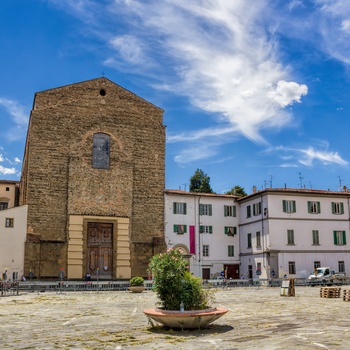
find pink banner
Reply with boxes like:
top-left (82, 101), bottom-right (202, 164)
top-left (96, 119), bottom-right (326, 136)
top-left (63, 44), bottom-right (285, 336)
top-left (189, 225), bottom-right (196, 254)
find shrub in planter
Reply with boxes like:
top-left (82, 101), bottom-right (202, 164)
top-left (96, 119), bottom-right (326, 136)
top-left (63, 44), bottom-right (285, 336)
top-left (148, 248), bottom-right (215, 311)
top-left (130, 276), bottom-right (145, 286)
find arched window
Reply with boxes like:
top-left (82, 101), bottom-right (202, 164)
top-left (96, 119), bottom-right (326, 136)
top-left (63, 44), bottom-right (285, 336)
top-left (92, 133), bottom-right (110, 169)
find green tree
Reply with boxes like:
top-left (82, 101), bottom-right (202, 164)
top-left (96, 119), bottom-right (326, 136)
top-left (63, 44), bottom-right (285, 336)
top-left (225, 185), bottom-right (247, 197)
top-left (189, 168), bottom-right (214, 193)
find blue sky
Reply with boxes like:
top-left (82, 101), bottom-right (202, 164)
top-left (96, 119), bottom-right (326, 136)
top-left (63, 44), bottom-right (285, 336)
top-left (1, 0), bottom-right (350, 194)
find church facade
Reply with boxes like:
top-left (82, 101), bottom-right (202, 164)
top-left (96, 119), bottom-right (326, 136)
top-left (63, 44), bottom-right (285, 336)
top-left (20, 77), bottom-right (166, 279)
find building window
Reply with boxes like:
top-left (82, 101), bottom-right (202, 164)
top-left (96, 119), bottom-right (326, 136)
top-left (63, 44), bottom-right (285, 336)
top-left (314, 261), bottom-right (321, 269)
top-left (332, 202), bottom-right (344, 215)
top-left (92, 133), bottom-right (110, 169)
top-left (0, 202), bottom-right (9, 211)
top-left (333, 231), bottom-right (346, 246)
top-left (202, 245), bottom-right (209, 257)
top-left (228, 245), bottom-right (234, 257)
top-left (246, 205), bottom-right (251, 218)
top-left (225, 226), bottom-right (237, 236)
top-left (253, 202), bottom-right (261, 216)
top-left (247, 233), bottom-right (252, 248)
top-left (282, 200), bottom-right (296, 213)
top-left (5, 218), bottom-right (14, 228)
top-left (173, 225), bottom-right (187, 234)
top-left (199, 204), bottom-right (212, 216)
top-left (224, 205), bottom-right (236, 217)
top-left (6, 187), bottom-right (9, 191)
top-left (257, 262), bottom-right (261, 271)
top-left (256, 231), bottom-right (261, 247)
top-left (287, 229), bottom-right (294, 245)
top-left (339, 261), bottom-right (345, 273)
top-left (312, 230), bottom-right (320, 245)
top-left (308, 201), bottom-right (321, 214)
top-left (173, 202), bottom-right (187, 214)
top-left (200, 226), bottom-right (213, 234)
top-left (288, 261), bottom-right (296, 274)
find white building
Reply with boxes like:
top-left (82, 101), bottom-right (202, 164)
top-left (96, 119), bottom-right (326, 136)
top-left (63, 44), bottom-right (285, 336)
top-left (165, 190), bottom-right (240, 279)
top-left (239, 188), bottom-right (350, 279)
top-left (0, 205), bottom-right (28, 280)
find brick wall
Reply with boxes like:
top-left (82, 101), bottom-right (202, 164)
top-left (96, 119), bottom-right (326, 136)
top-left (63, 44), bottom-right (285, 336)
top-left (21, 78), bottom-right (166, 278)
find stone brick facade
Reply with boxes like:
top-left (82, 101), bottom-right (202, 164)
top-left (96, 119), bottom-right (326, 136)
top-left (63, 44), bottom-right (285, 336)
top-left (20, 77), bottom-right (166, 278)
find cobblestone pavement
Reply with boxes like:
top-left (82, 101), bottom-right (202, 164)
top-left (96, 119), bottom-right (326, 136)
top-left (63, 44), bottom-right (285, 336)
top-left (0, 286), bottom-right (349, 349)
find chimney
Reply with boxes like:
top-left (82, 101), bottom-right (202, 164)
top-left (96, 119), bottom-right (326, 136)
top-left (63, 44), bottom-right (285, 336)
top-left (252, 186), bottom-right (257, 194)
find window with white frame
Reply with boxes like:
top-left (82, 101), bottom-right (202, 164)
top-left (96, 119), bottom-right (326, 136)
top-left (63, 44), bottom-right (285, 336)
top-left (253, 202), bottom-right (261, 216)
top-left (256, 231), bottom-right (261, 247)
top-left (287, 229), bottom-right (294, 245)
top-left (308, 201), bottom-right (321, 214)
top-left (228, 245), bottom-right (234, 257)
top-left (332, 202), bottom-right (344, 215)
top-left (289, 261), bottom-right (296, 274)
top-left (282, 200), bottom-right (296, 213)
top-left (5, 218), bottom-right (14, 228)
top-left (247, 233), bottom-right (252, 248)
top-left (199, 204), bottom-right (212, 216)
top-left (173, 225), bottom-right (187, 234)
top-left (333, 231), bottom-right (346, 246)
top-left (224, 205), bottom-right (236, 217)
top-left (200, 226), bottom-right (213, 234)
top-left (173, 202), bottom-right (187, 214)
top-left (225, 226), bottom-right (237, 236)
top-left (338, 261), bottom-right (345, 273)
top-left (202, 245), bottom-right (209, 257)
top-left (312, 230), bottom-right (320, 245)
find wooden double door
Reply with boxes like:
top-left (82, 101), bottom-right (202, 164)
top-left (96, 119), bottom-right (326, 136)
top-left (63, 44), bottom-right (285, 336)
top-left (87, 222), bottom-right (113, 279)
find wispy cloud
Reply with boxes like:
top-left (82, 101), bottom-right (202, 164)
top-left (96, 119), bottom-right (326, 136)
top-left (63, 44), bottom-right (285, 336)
top-left (0, 165), bottom-right (17, 176)
top-left (0, 98), bottom-right (29, 141)
top-left (266, 143), bottom-right (348, 167)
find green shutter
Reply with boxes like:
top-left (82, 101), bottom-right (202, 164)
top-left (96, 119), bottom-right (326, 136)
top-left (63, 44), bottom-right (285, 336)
top-left (282, 200), bottom-right (286, 212)
top-left (173, 203), bottom-right (176, 214)
top-left (224, 206), bottom-right (227, 217)
top-left (233, 205), bottom-right (236, 217)
top-left (209, 226), bottom-right (213, 234)
top-left (173, 224), bottom-right (177, 232)
top-left (200, 226), bottom-right (204, 233)
top-left (331, 202), bottom-right (335, 214)
top-left (341, 203), bottom-right (344, 214)
top-left (184, 225), bottom-right (187, 233)
top-left (224, 227), bottom-right (228, 235)
top-left (343, 231), bottom-right (347, 245)
top-left (317, 202), bottom-right (321, 213)
top-left (199, 204), bottom-right (204, 215)
top-left (184, 203), bottom-right (187, 215)
top-left (209, 205), bottom-right (212, 216)
top-left (292, 201), bottom-right (296, 213)
top-left (234, 226), bottom-right (237, 235)
top-left (334, 231), bottom-right (338, 245)
top-left (307, 201), bottom-right (311, 213)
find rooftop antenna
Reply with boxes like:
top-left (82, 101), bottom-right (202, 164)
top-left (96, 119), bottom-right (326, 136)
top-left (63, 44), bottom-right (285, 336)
top-left (268, 174), bottom-right (273, 189)
top-left (338, 176), bottom-right (343, 191)
top-left (309, 181), bottom-right (313, 189)
top-left (298, 172), bottom-right (304, 189)
top-left (182, 183), bottom-right (187, 191)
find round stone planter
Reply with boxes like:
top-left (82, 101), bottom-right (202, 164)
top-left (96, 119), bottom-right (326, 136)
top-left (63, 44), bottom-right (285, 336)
top-left (128, 286), bottom-right (146, 293)
top-left (143, 307), bottom-right (228, 329)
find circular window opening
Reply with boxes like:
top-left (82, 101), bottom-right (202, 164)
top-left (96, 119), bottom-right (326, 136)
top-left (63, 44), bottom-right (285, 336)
top-left (100, 89), bottom-right (106, 96)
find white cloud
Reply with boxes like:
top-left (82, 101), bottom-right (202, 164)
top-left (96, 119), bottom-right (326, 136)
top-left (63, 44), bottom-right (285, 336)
top-left (109, 35), bottom-right (146, 65)
top-left (0, 165), bottom-right (17, 175)
top-left (14, 157), bottom-right (21, 163)
top-left (299, 147), bottom-right (347, 166)
top-left (267, 81), bottom-right (308, 108)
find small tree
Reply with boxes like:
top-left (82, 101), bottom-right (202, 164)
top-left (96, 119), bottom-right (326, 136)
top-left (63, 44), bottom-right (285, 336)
top-left (189, 169), bottom-right (214, 193)
top-left (225, 185), bottom-right (247, 197)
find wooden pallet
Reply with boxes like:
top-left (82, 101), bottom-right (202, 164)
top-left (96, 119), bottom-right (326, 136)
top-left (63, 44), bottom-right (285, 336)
top-left (320, 287), bottom-right (341, 298)
top-left (343, 289), bottom-right (350, 301)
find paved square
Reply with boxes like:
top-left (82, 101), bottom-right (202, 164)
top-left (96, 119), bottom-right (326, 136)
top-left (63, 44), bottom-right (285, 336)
top-left (1, 286), bottom-right (349, 349)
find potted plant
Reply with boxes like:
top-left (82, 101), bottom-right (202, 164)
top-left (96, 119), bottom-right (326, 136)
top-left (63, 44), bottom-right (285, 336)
top-left (144, 248), bottom-right (228, 329)
top-left (129, 276), bottom-right (145, 293)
